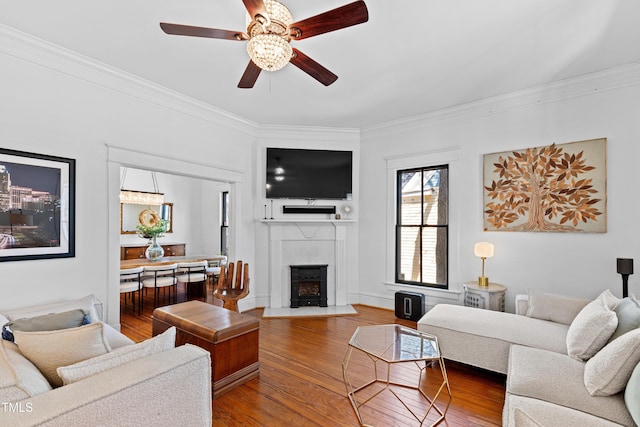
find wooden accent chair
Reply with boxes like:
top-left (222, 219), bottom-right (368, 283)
top-left (213, 261), bottom-right (250, 312)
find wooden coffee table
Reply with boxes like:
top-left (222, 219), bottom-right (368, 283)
top-left (152, 300), bottom-right (260, 398)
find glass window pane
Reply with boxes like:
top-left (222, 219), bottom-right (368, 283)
top-left (399, 170), bottom-right (422, 226)
top-left (398, 226), bottom-right (420, 282)
top-left (396, 164), bottom-right (448, 288)
top-left (423, 168), bottom-right (448, 225)
top-left (421, 227), bottom-right (447, 286)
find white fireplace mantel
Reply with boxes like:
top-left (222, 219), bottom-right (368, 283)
top-left (261, 219), bottom-right (355, 308)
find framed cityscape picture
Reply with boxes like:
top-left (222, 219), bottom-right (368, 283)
top-left (483, 138), bottom-right (606, 233)
top-left (0, 148), bottom-right (75, 261)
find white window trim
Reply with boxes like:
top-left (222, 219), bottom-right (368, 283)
top-left (385, 147), bottom-right (462, 297)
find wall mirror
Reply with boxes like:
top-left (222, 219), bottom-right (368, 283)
top-left (120, 203), bottom-right (173, 234)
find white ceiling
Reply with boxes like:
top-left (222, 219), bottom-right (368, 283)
top-left (2, 0), bottom-right (640, 129)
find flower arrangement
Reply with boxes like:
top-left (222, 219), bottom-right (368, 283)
top-left (136, 219), bottom-right (168, 239)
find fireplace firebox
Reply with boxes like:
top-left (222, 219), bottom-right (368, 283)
top-left (290, 265), bottom-right (328, 308)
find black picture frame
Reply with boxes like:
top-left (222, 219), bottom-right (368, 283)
top-left (0, 148), bottom-right (75, 261)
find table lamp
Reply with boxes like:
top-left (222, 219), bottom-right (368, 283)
top-left (617, 258), bottom-right (633, 298)
top-left (474, 242), bottom-right (494, 287)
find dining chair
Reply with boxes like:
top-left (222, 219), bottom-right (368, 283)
top-left (176, 261), bottom-right (208, 301)
top-left (213, 260), bottom-right (250, 312)
top-left (142, 263), bottom-right (178, 307)
top-left (120, 266), bottom-right (144, 314)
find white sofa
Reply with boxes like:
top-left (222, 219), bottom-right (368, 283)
top-left (1, 295), bottom-right (213, 427)
top-left (417, 290), bottom-right (640, 427)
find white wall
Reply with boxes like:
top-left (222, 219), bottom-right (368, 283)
top-left (0, 27), bottom-right (256, 325)
top-left (359, 64), bottom-right (640, 312)
top-left (118, 168), bottom-right (229, 255)
top-left (3, 25), bottom-right (639, 322)
top-left (252, 126), bottom-right (361, 308)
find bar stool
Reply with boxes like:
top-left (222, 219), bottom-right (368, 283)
top-left (142, 263), bottom-right (178, 307)
top-left (120, 266), bottom-right (144, 314)
top-left (176, 261), bottom-right (208, 301)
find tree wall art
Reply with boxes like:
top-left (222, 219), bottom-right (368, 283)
top-left (483, 138), bottom-right (606, 232)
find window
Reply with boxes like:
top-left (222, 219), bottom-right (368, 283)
top-left (220, 191), bottom-right (229, 256)
top-left (396, 165), bottom-right (448, 288)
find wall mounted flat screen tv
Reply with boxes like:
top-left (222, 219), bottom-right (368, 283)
top-left (266, 148), bottom-right (352, 199)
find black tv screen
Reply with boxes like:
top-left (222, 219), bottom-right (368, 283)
top-left (266, 148), bottom-right (352, 200)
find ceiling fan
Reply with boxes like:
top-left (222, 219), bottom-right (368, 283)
top-left (160, 0), bottom-right (369, 88)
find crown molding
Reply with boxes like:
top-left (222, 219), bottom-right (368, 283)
top-left (256, 123), bottom-right (360, 142)
top-left (362, 61), bottom-right (640, 139)
top-left (0, 24), bottom-right (258, 136)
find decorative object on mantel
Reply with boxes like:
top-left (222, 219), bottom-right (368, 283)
top-left (120, 168), bottom-right (164, 206)
top-left (136, 214), bottom-right (169, 261)
top-left (617, 258), bottom-right (634, 298)
top-left (483, 138), bottom-right (606, 232)
top-left (474, 242), bottom-right (494, 287)
top-left (342, 205), bottom-right (352, 219)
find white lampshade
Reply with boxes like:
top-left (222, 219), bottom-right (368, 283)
top-left (474, 242), bottom-right (494, 258)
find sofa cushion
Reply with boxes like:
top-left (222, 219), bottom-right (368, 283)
top-left (504, 394), bottom-right (627, 427)
top-left (513, 408), bottom-right (544, 427)
top-left (2, 309), bottom-right (89, 342)
top-left (57, 326), bottom-right (176, 385)
top-left (507, 345), bottom-right (632, 426)
top-left (101, 322), bottom-right (136, 350)
top-left (608, 296), bottom-right (640, 343)
top-left (13, 322), bottom-right (111, 387)
top-left (584, 327), bottom-right (640, 396)
top-left (625, 362), bottom-right (640, 425)
top-left (566, 293), bottom-right (618, 361)
top-left (0, 339), bottom-right (52, 403)
top-left (1, 294), bottom-right (100, 324)
top-left (525, 290), bottom-right (590, 325)
top-left (418, 304), bottom-right (569, 374)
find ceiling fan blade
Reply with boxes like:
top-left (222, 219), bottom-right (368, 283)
top-left (290, 48), bottom-right (338, 86)
top-left (289, 1), bottom-right (369, 40)
top-left (160, 23), bottom-right (247, 41)
top-left (242, 0), bottom-right (268, 21)
top-left (238, 60), bottom-right (262, 88)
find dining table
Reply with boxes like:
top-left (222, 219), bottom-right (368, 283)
top-left (120, 255), bottom-right (227, 299)
top-left (120, 254), bottom-right (227, 269)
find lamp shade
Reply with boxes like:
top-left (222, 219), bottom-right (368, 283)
top-left (617, 258), bottom-right (634, 275)
top-left (474, 242), bottom-right (494, 258)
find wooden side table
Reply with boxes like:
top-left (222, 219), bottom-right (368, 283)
top-left (152, 300), bottom-right (260, 398)
top-left (463, 282), bottom-right (506, 311)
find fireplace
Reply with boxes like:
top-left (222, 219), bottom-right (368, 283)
top-left (290, 265), bottom-right (328, 308)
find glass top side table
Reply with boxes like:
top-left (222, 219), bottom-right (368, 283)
top-left (342, 324), bottom-right (452, 426)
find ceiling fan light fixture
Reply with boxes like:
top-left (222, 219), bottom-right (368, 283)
top-left (247, 0), bottom-right (293, 36)
top-left (247, 34), bottom-right (292, 71)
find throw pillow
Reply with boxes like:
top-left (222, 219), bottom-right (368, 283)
top-left (1, 294), bottom-right (100, 324)
top-left (0, 339), bottom-right (52, 402)
top-left (57, 326), bottom-right (176, 385)
top-left (566, 292), bottom-right (618, 361)
top-left (2, 309), bottom-right (89, 342)
top-left (13, 322), bottom-right (111, 387)
top-left (608, 297), bottom-right (640, 343)
top-left (525, 290), bottom-right (591, 325)
top-left (584, 328), bottom-right (640, 396)
top-left (625, 362), bottom-right (640, 426)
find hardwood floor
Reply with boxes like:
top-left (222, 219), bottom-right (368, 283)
top-left (120, 283), bottom-right (505, 426)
